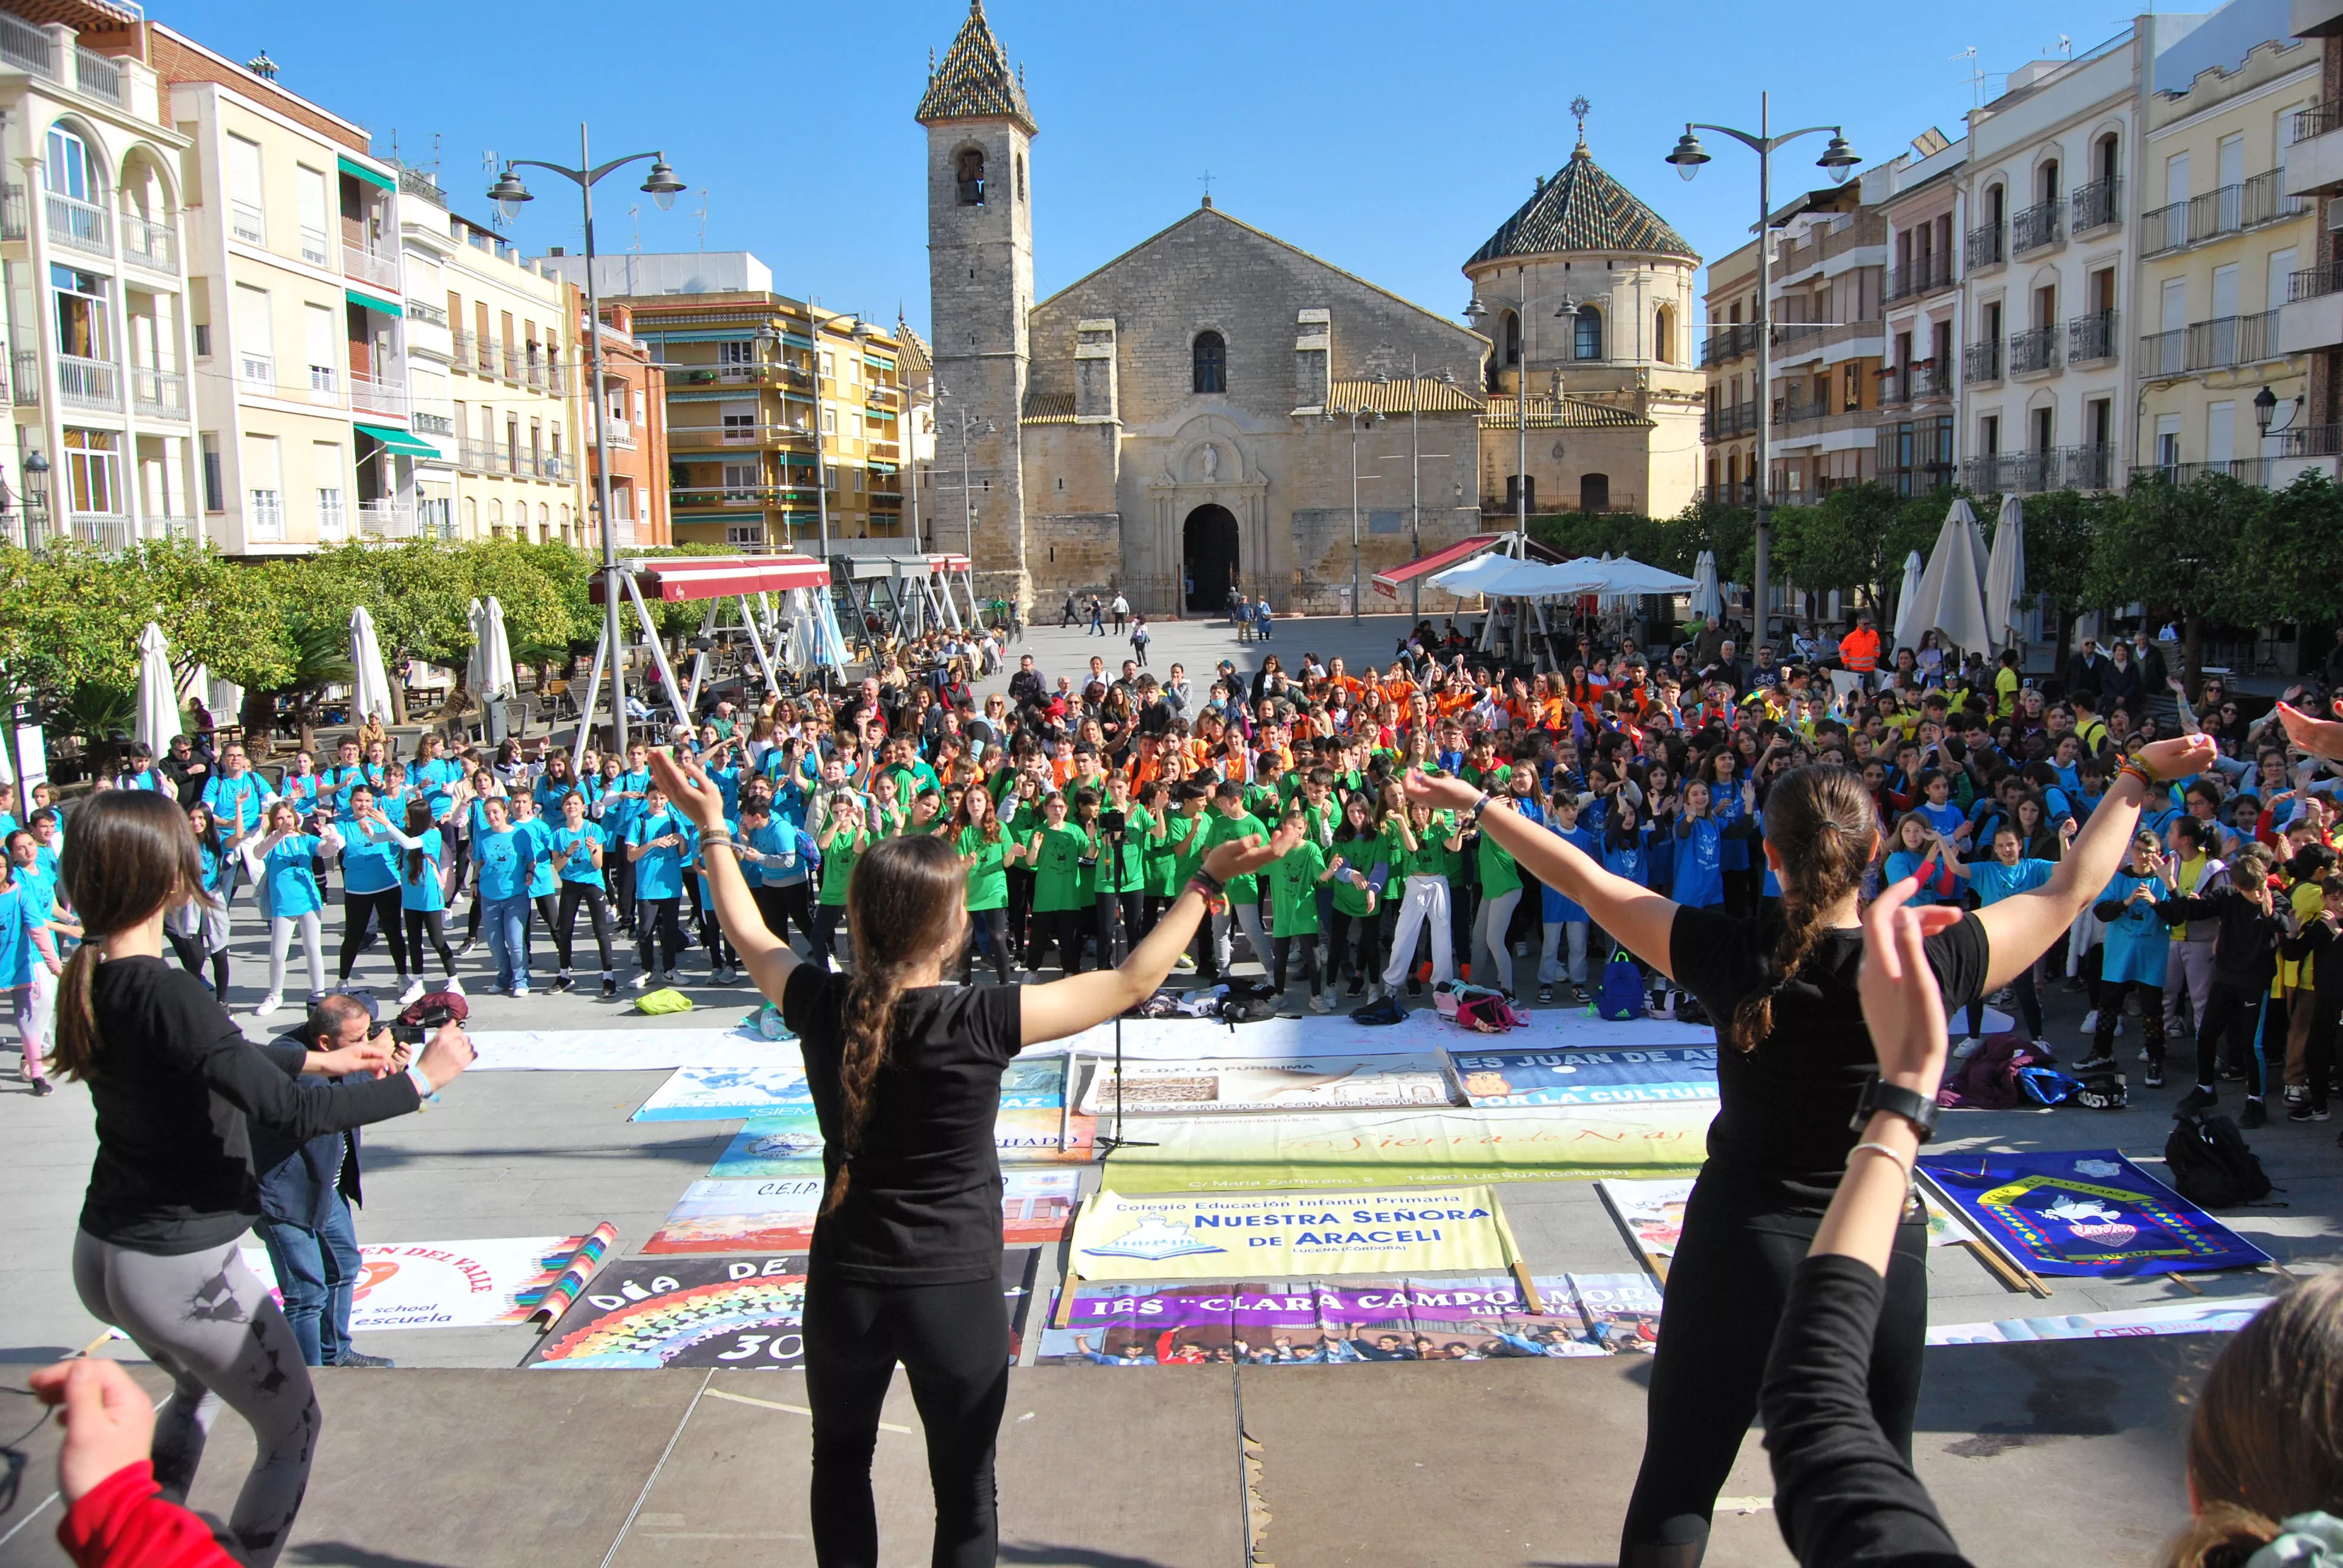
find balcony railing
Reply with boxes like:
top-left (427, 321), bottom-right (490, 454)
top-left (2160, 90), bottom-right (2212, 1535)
top-left (1697, 481), bottom-right (1758, 505)
top-left (64, 511), bottom-right (131, 552)
top-left (356, 498), bottom-right (453, 541)
top-left (1884, 253), bottom-right (1954, 302)
top-left (411, 410), bottom-right (454, 437)
top-left (2011, 199), bottom-right (2062, 255)
top-left (45, 191), bottom-right (108, 256)
top-left (1965, 221), bottom-right (2005, 272)
top-left (2296, 100), bottom-right (2343, 143)
top-left (539, 453), bottom-right (574, 480)
top-left (229, 200), bottom-right (264, 246)
top-left (501, 345), bottom-right (523, 382)
top-left (2187, 310), bottom-right (2279, 371)
top-left (1883, 364), bottom-right (1951, 405)
top-left (670, 422), bottom-right (813, 449)
top-left (1771, 393), bottom-right (1832, 427)
top-left (247, 493), bottom-right (285, 539)
top-left (594, 416), bottom-right (636, 448)
top-left (2071, 176), bottom-right (2123, 233)
top-left (12, 348), bottom-right (36, 406)
top-left (1700, 402), bottom-right (1757, 441)
top-left (343, 244), bottom-right (399, 290)
top-left (405, 298), bottom-right (448, 328)
top-left (2290, 263), bottom-right (2343, 301)
top-left (2141, 172), bottom-right (2301, 257)
top-left (132, 366), bottom-right (186, 419)
top-left (1, 183), bottom-right (25, 242)
top-left (672, 485), bottom-right (789, 509)
top-left (2135, 458), bottom-right (2278, 487)
top-left (1699, 323), bottom-right (1757, 367)
top-left (73, 45), bottom-right (120, 105)
top-left (0, 12), bottom-right (53, 76)
top-left (2278, 422), bottom-right (2343, 459)
top-left (2008, 325), bottom-right (2060, 376)
top-left (57, 353), bottom-right (119, 411)
top-left (349, 370), bottom-right (406, 417)
top-left (1961, 448), bottom-right (2104, 494)
top-left (2068, 310), bottom-right (2119, 365)
top-left (120, 211), bottom-right (177, 273)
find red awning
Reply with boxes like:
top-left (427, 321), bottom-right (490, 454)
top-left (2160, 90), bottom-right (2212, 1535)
top-left (1369, 534), bottom-right (1564, 599)
top-left (591, 554), bottom-right (831, 604)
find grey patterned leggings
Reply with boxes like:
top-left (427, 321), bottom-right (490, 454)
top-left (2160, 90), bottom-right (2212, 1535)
top-left (72, 1231), bottom-right (320, 1568)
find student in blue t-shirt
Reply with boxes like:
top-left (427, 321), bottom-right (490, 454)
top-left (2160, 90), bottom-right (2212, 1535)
top-left (1936, 818), bottom-right (2073, 1049)
top-left (1536, 792), bottom-right (1603, 1005)
top-left (333, 783), bottom-right (410, 993)
top-left (1670, 778), bottom-right (1754, 912)
top-left (199, 742), bottom-right (270, 906)
top-left (603, 742), bottom-right (655, 930)
top-left (549, 789), bottom-right (617, 996)
top-left (739, 799), bottom-right (818, 954)
top-left (1912, 769), bottom-right (1970, 849)
top-left (472, 795), bottom-right (544, 996)
top-left (241, 799), bottom-right (336, 1019)
top-left (0, 849), bottom-right (64, 1094)
top-left (375, 795), bottom-right (462, 1002)
top-left (626, 780), bottom-right (691, 985)
top-left (511, 793), bottom-right (562, 984)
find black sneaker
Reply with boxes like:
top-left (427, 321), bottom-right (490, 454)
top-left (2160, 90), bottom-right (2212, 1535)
top-left (1345, 976), bottom-right (1365, 998)
top-left (335, 1351), bottom-right (395, 1368)
top-left (1570, 984), bottom-right (1590, 1005)
top-left (2240, 1098), bottom-right (2268, 1130)
top-left (2175, 1085), bottom-right (2217, 1116)
top-left (1406, 978), bottom-right (1424, 998)
top-left (551, 974), bottom-right (574, 993)
top-left (2288, 1101), bottom-right (2326, 1123)
top-left (2142, 1067), bottom-right (2166, 1089)
top-left (2216, 1059), bottom-right (2247, 1082)
top-left (31, 1078), bottom-right (53, 1097)
top-left (600, 975), bottom-right (618, 999)
top-left (1538, 984), bottom-right (1555, 1004)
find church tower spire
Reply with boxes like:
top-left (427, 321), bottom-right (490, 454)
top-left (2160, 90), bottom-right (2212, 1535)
top-left (919, 0), bottom-right (1036, 601)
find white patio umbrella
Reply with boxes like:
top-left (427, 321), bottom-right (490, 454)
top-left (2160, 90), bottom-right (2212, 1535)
top-left (1689, 550), bottom-right (1722, 622)
top-left (1982, 494), bottom-right (2028, 652)
top-left (1890, 550), bottom-right (1927, 645)
top-left (464, 598), bottom-right (487, 697)
top-left (479, 596), bottom-right (516, 700)
top-left (134, 621), bottom-right (180, 752)
top-left (1904, 498), bottom-right (1991, 656)
top-left (1545, 555), bottom-right (1702, 596)
top-left (349, 606), bottom-right (395, 726)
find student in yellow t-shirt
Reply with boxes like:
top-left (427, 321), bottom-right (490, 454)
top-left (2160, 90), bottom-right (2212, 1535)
top-left (1993, 649), bottom-right (2023, 720)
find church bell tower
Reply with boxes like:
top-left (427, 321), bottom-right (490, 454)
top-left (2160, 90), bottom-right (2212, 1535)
top-left (917, 0), bottom-right (1035, 606)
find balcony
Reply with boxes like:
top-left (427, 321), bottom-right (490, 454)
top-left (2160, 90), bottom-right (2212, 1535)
top-left (2286, 101), bottom-right (2343, 200)
top-left (501, 345), bottom-right (523, 384)
top-left (2071, 175), bottom-right (2123, 234)
top-left (1965, 221), bottom-right (2005, 272)
top-left (342, 243), bottom-right (399, 292)
top-left (2008, 324), bottom-right (2060, 377)
top-left (450, 329), bottom-right (499, 376)
top-left (672, 485), bottom-right (787, 510)
top-left (2279, 421), bottom-right (2343, 460)
top-left (594, 416), bottom-right (636, 449)
top-left (11, 348), bottom-right (36, 405)
top-left (2068, 309), bottom-right (2119, 366)
top-left (670, 422), bottom-right (813, 450)
top-left (1883, 364), bottom-right (1951, 405)
top-left (1884, 253), bottom-right (1955, 303)
top-left (131, 366), bottom-right (186, 419)
top-left (229, 200), bottom-right (264, 246)
top-left (2134, 458), bottom-right (2278, 486)
top-left (1, 184), bottom-right (24, 243)
top-left (73, 45), bottom-right (120, 106)
top-left (46, 191), bottom-right (108, 257)
top-left (2281, 263), bottom-right (2343, 352)
top-left (411, 410), bottom-right (454, 437)
top-left (349, 370), bottom-right (407, 418)
top-left (120, 211), bottom-right (177, 273)
top-left (539, 453), bottom-right (574, 480)
top-left (1700, 402), bottom-right (1757, 441)
top-left (1699, 323), bottom-right (1757, 367)
top-left (1697, 481), bottom-right (1757, 505)
top-left (57, 353), bottom-right (119, 411)
top-left (356, 498), bottom-right (452, 541)
top-left (2010, 199), bottom-right (2062, 256)
top-left (0, 12), bottom-right (53, 77)
top-left (2140, 172), bottom-right (2301, 258)
top-left (1771, 393), bottom-right (1829, 428)
top-left (405, 298), bottom-right (448, 329)
top-left (456, 440), bottom-right (500, 474)
top-left (2147, 310), bottom-right (2283, 375)
top-left (1961, 449), bottom-right (2072, 494)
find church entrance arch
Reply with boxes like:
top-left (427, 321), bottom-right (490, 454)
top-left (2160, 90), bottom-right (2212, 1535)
top-left (1182, 504), bottom-right (1240, 612)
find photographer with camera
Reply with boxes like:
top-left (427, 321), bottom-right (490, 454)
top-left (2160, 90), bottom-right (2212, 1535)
top-left (51, 792), bottom-right (475, 1568)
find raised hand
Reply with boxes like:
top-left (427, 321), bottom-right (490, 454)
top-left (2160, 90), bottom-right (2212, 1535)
top-left (2135, 735), bottom-right (2219, 780)
top-left (1402, 770), bottom-right (1481, 814)
top-left (2275, 702), bottom-right (2343, 762)
top-left (1201, 820), bottom-right (1306, 885)
top-left (649, 750), bottom-right (726, 831)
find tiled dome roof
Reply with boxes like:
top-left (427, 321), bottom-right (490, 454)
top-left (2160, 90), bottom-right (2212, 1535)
top-left (1467, 142), bottom-right (1697, 266)
top-left (915, 1), bottom-right (1036, 136)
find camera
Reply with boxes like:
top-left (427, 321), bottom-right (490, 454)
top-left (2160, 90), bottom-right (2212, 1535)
top-left (1098, 808), bottom-right (1127, 837)
top-left (388, 1003), bottom-right (458, 1047)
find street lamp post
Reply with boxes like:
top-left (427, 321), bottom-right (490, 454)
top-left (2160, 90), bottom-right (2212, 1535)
top-left (1665, 93), bottom-right (1860, 638)
top-left (1463, 289), bottom-right (1587, 554)
top-left (1326, 403), bottom-right (1377, 619)
top-left (489, 126), bottom-right (682, 758)
top-left (1374, 358), bottom-right (1455, 625)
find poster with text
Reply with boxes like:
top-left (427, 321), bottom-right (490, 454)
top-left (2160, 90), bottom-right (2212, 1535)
top-left (1565, 1273), bottom-right (1665, 1353)
top-left (1918, 1149), bottom-right (2270, 1277)
top-left (1596, 1178), bottom-right (1696, 1270)
top-left (241, 1236), bottom-right (583, 1331)
top-left (1078, 1055), bottom-right (1458, 1117)
top-left (1445, 1045), bottom-right (1719, 1108)
top-left (710, 1106), bottom-right (1096, 1178)
top-left (1069, 1185), bottom-right (1513, 1281)
top-left (634, 1057), bottom-right (1065, 1122)
top-left (647, 1169), bottom-right (1081, 1253)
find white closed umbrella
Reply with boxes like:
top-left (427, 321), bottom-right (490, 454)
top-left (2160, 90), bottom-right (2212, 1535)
top-left (1905, 498), bottom-right (1991, 656)
top-left (464, 597), bottom-right (487, 698)
top-left (135, 621), bottom-right (180, 753)
top-left (1982, 494), bottom-right (2028, 652)
top-left (349, 606), bottom-right (395, 725)
top-left (1689, 550), bottom-right (1722, 622)
top-left (480, 596), bottom-right (516, 699)
top-left (1890, 550), bottom-right (1927, 645)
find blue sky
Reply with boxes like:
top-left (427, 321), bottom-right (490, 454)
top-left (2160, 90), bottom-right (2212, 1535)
top-left (168, 0), bottom-right (2169, 333)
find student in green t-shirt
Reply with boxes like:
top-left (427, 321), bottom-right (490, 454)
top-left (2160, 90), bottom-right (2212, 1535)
top-left (1163, 783), bottom-right (1216, 972)
top-left (1267, 808), bottom-right (1339, 1013)
top-left (1136, 779), bottom-right (1182, 926)
top-left (1199, 780), bottom-right (1272, 982)
top-left (1379, 799), bottom-right (1463, 999)
top-left (1326, 792), bottom-right (1386, 996)
top-left (1092, 773), bottom-right (1154, 968)
top-left (811, 792), bottom-right (869, 970)
top-left (1026, 792), bottom-right (1092, 978)
top-left (1470, 763), bottom-right (1545, 996)
top-left (952, 780), bottom-right (1025, 985)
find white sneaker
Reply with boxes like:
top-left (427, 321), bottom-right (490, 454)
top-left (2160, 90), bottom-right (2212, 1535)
top-left (1952, 1035), bottom-right (1985, 1059)
top-left (445, 976), bottom-right (465, 998)
top-left (511, 983), bottom-right (531, 998)
top-left (398, 978), bottom-right (424, 1007)
top-left (252, 993), bottom-right (283, 1018)
top-left (632, 971), bottom-right (654, 989)
top-left (1309, 994), bottom-right (1333, 1014)
top-left (2080, 1010), bottom-right (2100, 1035)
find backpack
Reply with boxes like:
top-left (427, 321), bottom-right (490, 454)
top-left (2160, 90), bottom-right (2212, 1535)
top-left (1935, 1034), bottom-right (2043, 1110)
top-left (2164, 1112), bottom-right (2273, 1209)
top-left (1350, 995), bottom-right (1407, 1027)
top-left (1206, 978), bottom-right (1280, 1025)
top-left (1454, 993), bottom-right (1525, 1033)
top-left (1594, 949), bottom-right (1642, 1022)
top-left (400, 990), bottom-right (470, 1027)
top-left (634, 987), bottom-right (695, 1016)
top-left (2071, 1059), bottom-right (2128, 1110)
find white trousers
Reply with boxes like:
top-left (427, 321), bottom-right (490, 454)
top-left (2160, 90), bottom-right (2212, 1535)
top-left (1381, 875), bottom-right (1454, 990)
top-left (1212, 901), bottom-right (1272, 973)
top-left (267, 910), bottom-right (326, 1001)
top-left (1472, 887), bottom-right (1522, 993)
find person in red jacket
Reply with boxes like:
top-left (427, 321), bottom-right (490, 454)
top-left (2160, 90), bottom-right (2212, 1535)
top-left (30, 1357), bottom-right (237, 1568)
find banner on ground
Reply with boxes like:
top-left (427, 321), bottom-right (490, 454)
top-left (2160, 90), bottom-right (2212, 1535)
top-left (1067, 1185), bottom-right (1515, 1281)
top-left (648, 1169), bottom-right (1081, 1254)
top-left (1446, 1046), bottom-right (1719, 1108)
top-left (1596, 1178), bottom-right (1694, 1278)
top-left (1926, 1297), bottom-right (2276, 1345)
top-left (526, 1249), bottom-right (1040, 1368)
top-left (710, 1106), bottom-right (1096, 1176)
top-left (1077, 1054), bottom-right (1457, 1117)
top-left (1038, 1273), bottom-right (1663, 1364)
top-left (241, 1235), bottom-right (596, 1331)
top-left (635, 1057), bottom-right (1064, 1122)
top-left (1917, 1149), bottom-right (2270, 1277)
top-left (1099, 1102), bottom-right (1712, 1193)
top-left (464, 1024), bottom-right (801, 1072)
top-left (1037, 1006), bottom-right (1716, 1065)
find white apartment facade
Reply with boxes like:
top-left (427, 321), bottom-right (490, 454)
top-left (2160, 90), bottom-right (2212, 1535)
top-left (1764, 186), bottom-right (1887, 503)
top-left (443, 214), bottom-right (582, 543)
top-left (1873, 134), bottom-right (1966, 495)
top-left (0, 0), bottom-right (198, 553)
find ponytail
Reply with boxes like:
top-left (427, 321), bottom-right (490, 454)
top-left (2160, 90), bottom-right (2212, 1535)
top-left (1728, 766), bottom-right (1877, 1053)
top-left (822, 962), bottom-right (913, 1216)
top-left (52, 792), bottom-right (206, 1082)
top-left (52, 942), bottom-right (103, 1081)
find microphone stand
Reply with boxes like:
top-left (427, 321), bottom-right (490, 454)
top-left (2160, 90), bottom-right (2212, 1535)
top-left (1090, 809), bottom-right (1155, 1155)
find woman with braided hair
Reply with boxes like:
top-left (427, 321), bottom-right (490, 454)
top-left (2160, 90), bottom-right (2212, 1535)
top-left (647, 746), bottom-right (1297, 1568)
top-left (1405, 729), bottom-right (2218, 1568)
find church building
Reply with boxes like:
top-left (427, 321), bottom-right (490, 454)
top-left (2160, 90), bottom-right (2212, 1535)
top-left (914, 1), bottom-right (1702, 616)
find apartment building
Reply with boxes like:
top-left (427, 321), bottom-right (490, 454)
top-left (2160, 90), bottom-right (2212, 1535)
top-left (2137, 22), bottom-right (2319, 484)
top-left (443, 214), bottom-right (583, 542)
top-left (2273, 0), bottom-right (2343, 479)
top-left (1874, 132), bottom-right (1967, 495)
top-left (1764, 187), bottom-right (1887, 503)
top-left (0, 0), bottom-right (198, 553)
top-left (540, 250), bottom-right (917, 553)
top-left (1698, 237), bottom-right (1759, 503)
top-left (577, 299), bottom-right (669, 550)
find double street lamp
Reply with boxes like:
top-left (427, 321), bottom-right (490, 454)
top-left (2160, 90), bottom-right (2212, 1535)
top-left (488, 128), bottom-right (683, 757)
top-left (1664, 94), bottom-right (1860, 637)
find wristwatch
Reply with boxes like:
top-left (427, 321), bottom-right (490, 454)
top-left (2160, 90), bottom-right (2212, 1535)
top-left (1851, 1076), bottom-right (1939, 1142)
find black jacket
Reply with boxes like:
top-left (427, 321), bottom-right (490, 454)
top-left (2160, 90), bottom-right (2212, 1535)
top-left (2064, 649), bottom-right (2105, 697)
top-left (2155, 886), bottom-right (2283, 993)
top-left (250, 1032), bottom-right (365, 1232)
top-left (2282, 918), bottom-right (2343, 1007)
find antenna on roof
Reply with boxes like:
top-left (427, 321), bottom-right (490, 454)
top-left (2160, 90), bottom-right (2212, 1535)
top-left (695, 188), bottom-right (709, 251)
top-left (1953, 47), bottom-right (1985, 111)
top-left (2047, 32), bottom-right (2073, 56)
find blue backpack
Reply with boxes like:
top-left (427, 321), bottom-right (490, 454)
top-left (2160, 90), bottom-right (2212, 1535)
top-left (1594, 948), bottom-right (1643, 1022)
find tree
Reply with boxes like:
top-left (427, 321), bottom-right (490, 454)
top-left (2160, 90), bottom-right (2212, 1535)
top-left (1769, 483), bottom-right (1942, 621)
top-left (2093, 473), bottom-right (2264, 696)
top-left (2005, 486), bottom-right (2115, 671)
top-left (2249, 469), bottom-right (2343, 627)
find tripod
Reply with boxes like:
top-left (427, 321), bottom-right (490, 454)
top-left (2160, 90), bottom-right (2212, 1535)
top-left (1090, 810), bottom-right (1155, 1155)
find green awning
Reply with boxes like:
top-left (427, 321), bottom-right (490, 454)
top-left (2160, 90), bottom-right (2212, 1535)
top-left (355, 422), bottom-right (438, 459)
top-left (346, 288), bottom-right (401, 318)
top-left (338, 155), bottom-right (396, 192)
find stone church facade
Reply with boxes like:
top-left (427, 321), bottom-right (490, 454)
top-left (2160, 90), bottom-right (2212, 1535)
top-left (914, 1), bottom-right (1699, 616)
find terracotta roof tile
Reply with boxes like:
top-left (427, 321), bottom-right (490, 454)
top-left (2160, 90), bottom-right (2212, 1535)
top-left (1467, 143), bottom-right (1697, 266)
top-left (916, 1), bottom-right (1036, 134)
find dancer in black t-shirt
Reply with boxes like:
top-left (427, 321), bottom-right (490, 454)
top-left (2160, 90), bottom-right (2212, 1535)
top-left (1406, 731), bottom-right (2215, 1568)
top-left (653, 748), bottom-right (1296, 1568)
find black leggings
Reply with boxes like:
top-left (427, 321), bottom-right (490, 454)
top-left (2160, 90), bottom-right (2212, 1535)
top-left (404, 909), bottom-right (457, 977)
top-left (754, 883), bottom-right (816, 950)
top-left (339, 887), bottom-right (408, 981)
top-left (556, 883), bottom-right (614, 971)
top-left (166, 931), bottom-right (228, 1000)
top-left (1966, 965), bottom-right (2042, 1040)
top-left (1325, 909), bottom-right (1377, 988)
top-left (804, 1271), bottom-right (1008, 1568)
top-left (2092, 979), bottom-right (2166, 1064)
top-left (1620, 1170), bottom-right (1928, 1563)
top-left (811, 902), bottom-right (846, 965)
top-left (963, 906), bottom-right (1011, 985)
top-left (1273, 932), bottom-right (1322, 995)
top-left (2195, 981), bottom-right (2264, 1096)
top-left (1094, 889), bottom-right (1142, 967)
top-left (1029, 909), bottom-right (1085, 975)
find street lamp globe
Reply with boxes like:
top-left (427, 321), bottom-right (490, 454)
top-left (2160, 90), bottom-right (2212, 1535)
top-left (1818, 132), bottom-right (1861, 184)
top-left (2253, 385), bottom-right (2278, 434)
top-left (1665, 128), bottom-right (1709, 181)
top-left (487, 167), bottom-right (532, 223)
top-left (1462, 297), bottom-right (1487, 325)
top-left (640, 157), bottom-right (684, 211)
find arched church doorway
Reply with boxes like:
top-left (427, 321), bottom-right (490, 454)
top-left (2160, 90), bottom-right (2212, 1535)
top-left (1182, 504), bottom-right (1240, 612)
